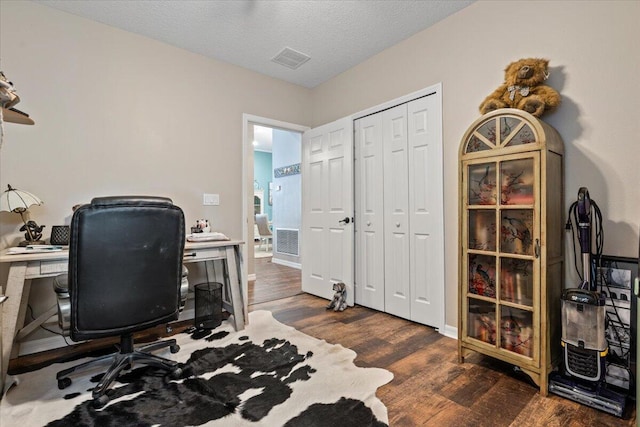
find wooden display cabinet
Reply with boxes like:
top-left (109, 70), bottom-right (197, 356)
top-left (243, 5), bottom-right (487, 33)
top-left (458, 109), bottom-right (564, 396)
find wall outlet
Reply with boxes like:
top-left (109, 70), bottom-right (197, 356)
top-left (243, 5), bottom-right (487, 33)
top-left (203, 193), bottom-right (219, 206)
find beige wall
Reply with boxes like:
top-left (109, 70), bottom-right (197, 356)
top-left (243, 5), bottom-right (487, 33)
top-left (1, 1), bottom-right (639, 332)
top-left (311, 0), bottom-right (640, 328)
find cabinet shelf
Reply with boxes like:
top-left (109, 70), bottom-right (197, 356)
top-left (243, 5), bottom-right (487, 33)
top-left (459, 109), bottom-right (564, 396)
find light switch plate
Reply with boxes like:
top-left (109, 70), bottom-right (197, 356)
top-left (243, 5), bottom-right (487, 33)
top-left (203, 193), bottom-right (219, 206)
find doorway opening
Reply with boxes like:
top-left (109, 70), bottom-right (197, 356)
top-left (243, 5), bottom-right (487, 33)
top-left (242, 115), bottom-right (308, 306)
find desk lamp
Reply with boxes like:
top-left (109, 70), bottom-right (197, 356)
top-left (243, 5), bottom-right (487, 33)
top-left (0, 184), bottom-right (45, 246)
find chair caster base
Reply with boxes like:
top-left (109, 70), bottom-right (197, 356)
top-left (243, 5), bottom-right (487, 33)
top-left (58, 377), bottom-right (72, 390)
top-left (93, 394), bottom-right (110, 408)
top-left (170, 367), bottom-right (183, 380)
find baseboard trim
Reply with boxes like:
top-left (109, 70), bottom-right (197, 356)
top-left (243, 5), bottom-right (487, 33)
top-left (18, 331), bottom-right (69, 356)
top-left (271, 258), bottom-right (301, 269)
top-left (18, 307), bottom-right (200, 356)
top-left (443, 324), bottom-right (458, 340)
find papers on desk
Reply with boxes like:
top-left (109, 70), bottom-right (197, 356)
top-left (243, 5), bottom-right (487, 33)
top-left (187, 232), bottom-right (229, 242)
top-left (6, 245), bottom-right (65, 254)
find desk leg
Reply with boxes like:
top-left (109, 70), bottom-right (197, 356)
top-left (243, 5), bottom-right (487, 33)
top-left (2, 262), bottom-right (28, 388)
top-left (225, 246), bottom-right (245, 331)
top-left (238, 245), bottom-right (248, 326)
top-left (12, 279), bottom-right (32, 359)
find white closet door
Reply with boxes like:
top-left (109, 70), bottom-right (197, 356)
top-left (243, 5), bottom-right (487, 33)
top-left (301, 117), bottom-right (355, 305)
top-left (354, 113), bottom-right (385, 311)
top-left (407, 95), bottom-right (444, 328)
top-left (382, 105), bottom-right (411, 319)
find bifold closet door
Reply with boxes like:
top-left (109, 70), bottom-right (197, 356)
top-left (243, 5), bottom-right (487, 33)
top-left (354, 91), bottom-right (444, 327)
top-left (382, 105), bottom-right (411, 319)
top-left (407, 95), bottom-right (444, 328)
top-left (354, 113), bottom-right (385, 311)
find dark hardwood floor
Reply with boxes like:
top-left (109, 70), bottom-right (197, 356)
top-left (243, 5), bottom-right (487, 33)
top-left (252, 260), bottom-right (635, 426)
top-left (9, 258), bottom-right (636, 426)
top-left (249, 257), bottom-right (303, 305)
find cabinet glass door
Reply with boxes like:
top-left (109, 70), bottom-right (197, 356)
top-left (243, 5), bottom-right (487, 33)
top-left (500, 306), bottom-right (533, 357)
top-left (499, 258), bottom-right (533, 306)
top-left (464, 154), bottom-right (537, 358)
top-left (468, 210), bottom-right (496, 251)
top-left (468, 299), bottom-right (496, 345)
top-left (467, 163), bottom-right (497, 205)
top-left (500, 158), bottom-right (534, 205)
top-left (500, 210), bottom-right (533, 256)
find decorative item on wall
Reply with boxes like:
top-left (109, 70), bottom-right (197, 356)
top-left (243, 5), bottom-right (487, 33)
top-left (0, 184), bottom-right (45, 246)
top-left (479, 58), bottom-right (561, 118)
top-left (0, 71), bottom-right (34, 151)
top-left (274, 163), bottom-right (300, 178)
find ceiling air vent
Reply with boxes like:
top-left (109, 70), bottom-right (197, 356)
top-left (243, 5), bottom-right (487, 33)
top-left (271, 47), bottom-right (310, 70)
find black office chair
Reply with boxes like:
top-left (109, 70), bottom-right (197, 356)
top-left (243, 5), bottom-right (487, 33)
top-left (54, 196), bottom-right (186, 408)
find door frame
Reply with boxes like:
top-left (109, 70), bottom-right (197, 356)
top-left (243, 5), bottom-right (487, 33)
top-left (241, 114), bottom-right (309, 287)
top-left (352, 83), bottom-right (441, 121)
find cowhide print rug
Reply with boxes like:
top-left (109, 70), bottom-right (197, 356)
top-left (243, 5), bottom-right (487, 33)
top-left (1, 310), bottom-right (393, 426)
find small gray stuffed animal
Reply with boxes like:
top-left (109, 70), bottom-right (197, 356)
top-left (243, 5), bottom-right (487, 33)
top-left (326, 282), bottom-right (347, 312)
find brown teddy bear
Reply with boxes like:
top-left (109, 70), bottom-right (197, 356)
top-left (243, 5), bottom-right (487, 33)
top-left (479, 58), bottom-right (561, 117)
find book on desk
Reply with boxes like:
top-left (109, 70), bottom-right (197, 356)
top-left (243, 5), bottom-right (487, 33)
top-left (5, 245), bottom-right (66, 255)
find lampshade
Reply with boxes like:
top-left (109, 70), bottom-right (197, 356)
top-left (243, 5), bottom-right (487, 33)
top-left (0, 184), bottom-right (43, 213)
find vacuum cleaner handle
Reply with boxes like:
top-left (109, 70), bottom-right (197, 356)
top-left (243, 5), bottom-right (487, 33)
top-left (577, 187), bottom-right (591, 254)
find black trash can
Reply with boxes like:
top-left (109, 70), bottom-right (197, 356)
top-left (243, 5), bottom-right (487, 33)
top-left (194, 282), bottom-right (223, 329)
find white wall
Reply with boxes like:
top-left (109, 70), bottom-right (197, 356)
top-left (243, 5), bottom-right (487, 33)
top-left (311, 0), bottom-right (640, 329)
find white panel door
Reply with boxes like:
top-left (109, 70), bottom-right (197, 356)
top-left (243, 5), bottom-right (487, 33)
top-left (382, 105), bottom-right (411, 319)
top-left (407, 95), bottom-right (444, 328)
top-left (354, 113), bottom-right (385, 311)
top-left (301, 117), bottom-right (355, 305)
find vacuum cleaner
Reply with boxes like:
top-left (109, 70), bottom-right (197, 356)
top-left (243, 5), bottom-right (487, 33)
top-left (548, 188), bottom-right (626, 417)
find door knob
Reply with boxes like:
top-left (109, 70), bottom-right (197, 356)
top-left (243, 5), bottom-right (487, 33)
top-left (396, 222), bottom-right (401, 227)
top-left (339, 217), bottom-right (351, 225)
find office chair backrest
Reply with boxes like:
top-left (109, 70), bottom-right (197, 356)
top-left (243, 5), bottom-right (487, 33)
top-left (255, 214), bottom-right (272, 236)
top-left (69, 196), bottom-right (185, 340)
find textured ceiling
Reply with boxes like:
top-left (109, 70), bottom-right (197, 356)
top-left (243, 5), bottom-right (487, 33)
top-left (36, 0), bottom-right (474, 89)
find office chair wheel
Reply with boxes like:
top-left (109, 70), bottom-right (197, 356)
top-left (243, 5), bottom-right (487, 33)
top-left (58, 377), bottom-right (72, 390)
top-left (93, 394), bottom-right (110, 408)
top-left (170, 344), bottom-right (180, 354)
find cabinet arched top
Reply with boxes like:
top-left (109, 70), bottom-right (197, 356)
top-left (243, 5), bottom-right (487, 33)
top-left (459, 109), bottom-right (564, 160)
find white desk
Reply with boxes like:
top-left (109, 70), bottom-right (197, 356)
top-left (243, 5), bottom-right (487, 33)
top-left (0, 239), bottom-right (246, 390)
